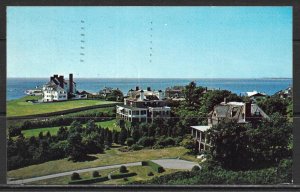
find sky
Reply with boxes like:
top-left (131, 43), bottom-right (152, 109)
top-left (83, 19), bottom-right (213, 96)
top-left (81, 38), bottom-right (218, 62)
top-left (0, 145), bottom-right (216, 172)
top-left (7, 6), bottom-right (292, 78)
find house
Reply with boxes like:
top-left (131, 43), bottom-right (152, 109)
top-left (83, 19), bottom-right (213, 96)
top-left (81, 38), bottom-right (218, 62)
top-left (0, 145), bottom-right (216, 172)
top-left (191, 99), bottom-right (270, 152)
top-left (99, 87), bottom-right (113, 98)
top-left (42, 74), bottom-right (77, 102)
top-left (275, 86), bottom-right (292, 99)
top-left (165, 86), bottom-right (185, 99)
top-left (116, 86), bottom-right (171, 123)
top-left (246, 90), bottom-right (267, 101)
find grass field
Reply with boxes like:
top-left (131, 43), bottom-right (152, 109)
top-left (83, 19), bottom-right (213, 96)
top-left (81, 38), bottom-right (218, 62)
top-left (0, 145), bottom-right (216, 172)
top-left (8, 147), bottom-right (191, 180)
top-left (21, 119), bottom-right (121, 138)
top-left (28, 166), bottom-right (179, 185)
top-left (7, 96), bottom-right (117, 117)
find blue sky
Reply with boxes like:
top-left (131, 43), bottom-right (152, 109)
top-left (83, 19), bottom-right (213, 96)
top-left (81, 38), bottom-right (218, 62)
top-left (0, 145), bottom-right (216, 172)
top-left (7, 6), bottom-right (292, 78)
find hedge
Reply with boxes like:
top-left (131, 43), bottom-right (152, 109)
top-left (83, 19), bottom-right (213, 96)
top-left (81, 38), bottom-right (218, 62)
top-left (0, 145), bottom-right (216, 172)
top-left (8, 103), bottom-right (121, 120)
top-left (141, 161), bottom-right (148, 166)
top-left (142, 161), bottom-right (165, 173)
top-left (68, 176), bottom-right (108, 184)
top-left (110, 172), bottom-right (137, 179)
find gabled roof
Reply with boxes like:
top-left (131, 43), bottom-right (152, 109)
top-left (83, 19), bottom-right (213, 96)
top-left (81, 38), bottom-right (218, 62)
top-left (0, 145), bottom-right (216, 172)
top-left (211, 102), bottom-right (269, 121)
top-left (246, 91), bottom-right (266, 97)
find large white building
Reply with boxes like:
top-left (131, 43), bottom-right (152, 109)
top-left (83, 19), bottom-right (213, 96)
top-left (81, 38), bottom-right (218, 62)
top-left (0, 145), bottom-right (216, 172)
top-left (116, 86), bottom-right (171, 123)
top-left (42, 74), bottom-right (77, 102)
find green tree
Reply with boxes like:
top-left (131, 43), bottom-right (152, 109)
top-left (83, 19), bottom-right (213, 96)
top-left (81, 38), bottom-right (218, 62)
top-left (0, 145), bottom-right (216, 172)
top-left (67, 132), bottom-right (87, 161)
top-left (118, 128), bottom-right (128, 145)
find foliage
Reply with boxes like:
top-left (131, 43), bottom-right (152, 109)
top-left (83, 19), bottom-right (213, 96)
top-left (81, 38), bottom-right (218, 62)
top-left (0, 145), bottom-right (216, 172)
top-left (92, 171), bottom-right (100, 178)
top-left (71, 172), bottom-right (81, 180)
top-left (7, 120), bottom-right (115, 170)
top-left (118, 128), bottom-right (128, 145)
top-left (145, 161), bottom-right (165, 173)
top-left (191, 165), bottom-right (201, 172)
top-left (207, 117), bottom-right (292, 170)
top-left (180, 135), bottom-right (196, 153)
top-left (130, 144), bottom-right (143, 151)
top-left (8, 126), bottom-right (22, 137)
top-left (148, 172), bottom-right (154, 176)
top-left (126, 138), bottom-right (135, 147)
top-left (137, 136), bottom-right (155, 147)
top-left (133, 159), bottom-right (293, 185)
top-left (69, 175), bottom-right (108, 184)
top-left (257, 95), bottom-right (290, 116)
top-left (120, 165), bottom-right (128, 173)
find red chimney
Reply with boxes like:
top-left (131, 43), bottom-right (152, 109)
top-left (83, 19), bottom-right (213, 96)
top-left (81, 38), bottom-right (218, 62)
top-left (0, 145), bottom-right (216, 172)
top-left (69, 73), bottom-right (73, 93)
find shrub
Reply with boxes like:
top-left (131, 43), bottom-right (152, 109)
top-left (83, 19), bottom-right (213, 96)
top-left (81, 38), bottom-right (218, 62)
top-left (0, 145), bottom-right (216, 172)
top-left (130, 144), bottom-right (143, 151)
top-left (92, 171), bottom-right (100, 177)
top-left (110, 172), bottom-right (137, 179)
top-left (161, 137), bottom-right (176, 146)
top-left (69, 176), bottom-right (108, 184)
top-left (8, 126), bottom-right (22, 137)
top-left (123, 177), bottom-right (128, 181)
top-left (191, 165), bottom-right (201, 172)
top-left (148, 172), bottom-right (154, 176)
top-left (71, 172), bottom-right (81, 180)
top-left (126, 138), bottom-right (135, 147)
top-left (141, 161), bottom-right (148, 166)
top-left (147, 161), bottom-right (165, 173)
top-left (137, 136), bottom-right (155, 147)
top-left (120, 165), bottom-right (128, 173)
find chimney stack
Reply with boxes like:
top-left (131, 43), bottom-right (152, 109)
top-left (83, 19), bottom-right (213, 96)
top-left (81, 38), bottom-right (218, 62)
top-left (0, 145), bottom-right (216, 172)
top-left (69, 73), bottom-right (73, 94)
top-left (136, 86), bottom-right (139, 91)
top-left (58, 75), bottom-right (64, 89)
top-left (244, 101), bottom-right (252, 121)
top-left (139, 90), bottom-right (144, 101)
top-left (147, 87), bottom-right (151, 91)
top-left (158, 90), bottom-right (163, 100)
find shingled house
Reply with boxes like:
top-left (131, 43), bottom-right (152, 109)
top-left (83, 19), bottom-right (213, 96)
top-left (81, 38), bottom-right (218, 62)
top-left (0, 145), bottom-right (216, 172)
top-left (42, 74), bottom-right (77, 102)
top-left (116, 86), bottom-right (171, 123)
top-left (191, 99), bottom-right (270, 152)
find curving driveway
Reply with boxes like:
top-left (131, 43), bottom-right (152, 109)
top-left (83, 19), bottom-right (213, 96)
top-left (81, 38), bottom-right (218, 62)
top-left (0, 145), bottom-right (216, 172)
top-left (7, 159), bottom-right (199, 185)
top-left (152, 159), bottom-right (199, 170)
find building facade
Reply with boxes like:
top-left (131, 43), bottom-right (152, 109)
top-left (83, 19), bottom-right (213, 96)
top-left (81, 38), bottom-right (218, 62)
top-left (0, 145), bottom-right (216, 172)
top-left (116, 87), bottom-right (171, 123)
top-left (42, 74), bottom-right (77, 102)
top-left (191, 100), bottom-right (270, 152)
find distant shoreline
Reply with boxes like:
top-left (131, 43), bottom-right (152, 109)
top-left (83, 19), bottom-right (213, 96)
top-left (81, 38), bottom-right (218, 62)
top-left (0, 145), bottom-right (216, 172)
top-left (6, 77), bottom-right (293, 80)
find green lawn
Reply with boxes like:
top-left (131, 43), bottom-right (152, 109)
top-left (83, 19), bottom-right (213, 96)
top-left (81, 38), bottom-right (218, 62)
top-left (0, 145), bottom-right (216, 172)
top-left (28, 166), bottom-right (179, 185)
top-left (7, 96), bottom-right (117, 117)
top-left (21, 119), bottom-right (121, 138)
top-left (8, 147), bottom-right (190, 180)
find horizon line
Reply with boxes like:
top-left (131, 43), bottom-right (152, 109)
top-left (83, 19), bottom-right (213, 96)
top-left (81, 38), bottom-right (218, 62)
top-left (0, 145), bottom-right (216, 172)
top-left (7, 77), bottom-right (293, 79)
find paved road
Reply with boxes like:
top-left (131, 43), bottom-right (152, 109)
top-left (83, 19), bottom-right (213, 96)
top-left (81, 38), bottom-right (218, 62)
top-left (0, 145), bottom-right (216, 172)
top-left (152, 159), bottom-right (199, 170)
top-left (8, 162), bottom-right (141, 185)
top-left (8, 159), bottom-right (199, 185)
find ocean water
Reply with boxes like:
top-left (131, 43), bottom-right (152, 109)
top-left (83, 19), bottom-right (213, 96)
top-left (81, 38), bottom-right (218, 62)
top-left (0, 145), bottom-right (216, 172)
top-left (7, 78), bottom-right (292, 101)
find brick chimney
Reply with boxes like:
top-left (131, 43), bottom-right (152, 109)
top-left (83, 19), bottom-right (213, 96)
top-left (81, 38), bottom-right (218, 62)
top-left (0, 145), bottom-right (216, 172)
top-left (244, 101), bottom-right (252, 121)
top-left (58, 75), bottom-right (64, 89)
top-left (69, 73), bottom-right (73, 93)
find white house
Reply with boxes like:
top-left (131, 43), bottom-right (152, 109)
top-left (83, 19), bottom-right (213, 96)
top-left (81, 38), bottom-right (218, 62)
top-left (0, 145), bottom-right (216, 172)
top-left (116, 86), bottom-right (170, 123)
top-left (42, 74), bottom-right (76, 102)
